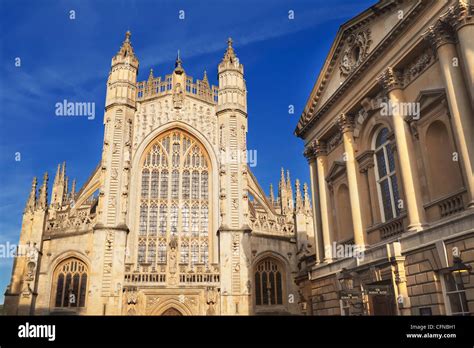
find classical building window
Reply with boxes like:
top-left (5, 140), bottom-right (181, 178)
top-left (374, 128), bottom-right (400, 222)
top-left (255, 258), bottom-right (284, 306)
top-left (53, 258), bottom-right (88, 308)
top-left (443, 273), bottom-right (469, 316)
top-left (138, 130), bottom-right (211, 268)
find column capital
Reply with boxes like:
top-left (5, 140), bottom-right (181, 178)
top-left (313, 139), bottom-right (328, 157)
top-left (304, 139), bottom-right (328, 160)
top-left (377, 67), bottom-right (403, 93)
top-left (303, 142), bottom-right (317, 162)
top-left (336, 113), bottom-right (355, 134)
top-left (423, 21), bottom-right (457, 50)
top-left (440, 0), bottom-right (474, 31)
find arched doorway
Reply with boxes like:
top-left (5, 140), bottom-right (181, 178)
top-left (161, 307), bottom-right (183, 316)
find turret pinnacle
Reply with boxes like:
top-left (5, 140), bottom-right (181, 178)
top-left (117, 30), bottom-right (136, 58)
top-left (38, 172), bottom-right (48, 210)
top-left (269, 183), bottom-right (275, 204)
top-left (222, 37), bottom-right (237, 64)
top-left (202, 70), bottom-right (209, 85)
top-left (303, 182), bottom-right (311, 214)
top-left (148, 68), bottom-right (154, 80)
top-left (278, 168), bottom-right (287, 213)
top-left (174, 50), bottom-right (184, 74)
top-left (51, 162), bottom-right (67, 209)
top-left (53, 164), bottom-right (60, 186)
top-left (286, 170), bottom-right (294, 212)
top-left (24, 177), bottom-right (37, 214)
top-left (295, 179), bottom-right (303, 212)
top-left (61, 161), bottom-right (66, 181)
top-left (63, 176), bottom-right (69, 204)
top-left (70, 179), bottom-right (76, 198)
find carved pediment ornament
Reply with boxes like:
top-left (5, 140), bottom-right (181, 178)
top-left (340, 28), bottom-right (372, 77)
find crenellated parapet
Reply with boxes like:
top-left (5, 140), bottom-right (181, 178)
top-left (137, 72), bottom-right (218, 104)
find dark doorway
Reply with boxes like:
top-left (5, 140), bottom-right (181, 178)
top-left (370, 293), bottom-right (396, 315)
top-left (161, 307), bottom-right (183, 316)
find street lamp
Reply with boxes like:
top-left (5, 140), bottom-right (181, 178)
top-left (337, 268), bottom-right (354, 292)
top-left (451, 256), bottom-right (472, 287)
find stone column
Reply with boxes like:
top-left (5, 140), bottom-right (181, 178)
top-left (337, 114), bottom-right (366, 248)
top-left (443, 0), bottom-right (474, 107)
top-left (378, 68), bottom-right (427, 231)
top-left (314, 140), bottom-right (333, 261)
top-left (424, 19), bottom-right (474, 207)
top-left (387, 242), bottom-right (411, 316)
top-left (304, 143), bottom-right (323, 264)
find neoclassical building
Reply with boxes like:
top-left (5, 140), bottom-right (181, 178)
top-left (296, 0), bottom-right (474, 315)
top-left (4, 34), bottom-right (314, 315)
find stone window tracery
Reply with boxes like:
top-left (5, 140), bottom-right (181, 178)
top-left (254, 258), bottom-right (284, 306)
top-left (53, 258), bottom-right (88, 308)
top-left (138, 130), bottom-right (211, 268)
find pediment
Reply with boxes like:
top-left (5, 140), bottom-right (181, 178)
top-left (326, 160), bottom-right (346, 183)
top-left (415, 88), bottom-right (447, 113)
top-left (296, 0), bottom-right (427, 137)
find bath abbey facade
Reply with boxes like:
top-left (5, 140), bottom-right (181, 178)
top-left (4, 34), bottom-right (314, 315)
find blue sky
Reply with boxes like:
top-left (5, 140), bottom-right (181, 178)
top-left (0, 0), bottom-right (375, 303)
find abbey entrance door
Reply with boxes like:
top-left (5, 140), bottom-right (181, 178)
top-left (161, 308), bottom-right (183, 316)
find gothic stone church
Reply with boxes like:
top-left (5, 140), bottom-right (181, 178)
top-left (4, 33), bottom-right (314, 315)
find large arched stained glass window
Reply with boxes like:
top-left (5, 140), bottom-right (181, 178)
top-left (374, 128), bottom-right (400, 222)
top-left (53, 258), bottom-right (88, 308)
top-left (138, 130), bottom-right (211, 268)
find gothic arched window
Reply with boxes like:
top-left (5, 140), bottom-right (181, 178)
top-left (53, 258), bottom-right (88, 308)
top-left (373, 128), bottom-right (400, 222)
top-left (254, 258), bottom-right (284, 306)
top-left (138, 130), bottom-right (211, 269)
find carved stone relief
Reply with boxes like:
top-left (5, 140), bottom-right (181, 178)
top-left (340, 28), bottom-right (372, 77)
